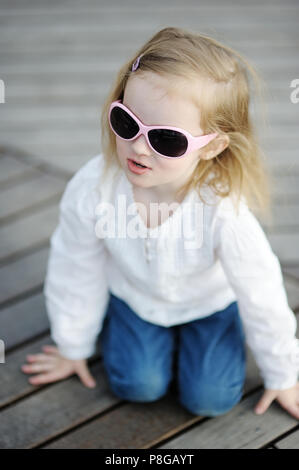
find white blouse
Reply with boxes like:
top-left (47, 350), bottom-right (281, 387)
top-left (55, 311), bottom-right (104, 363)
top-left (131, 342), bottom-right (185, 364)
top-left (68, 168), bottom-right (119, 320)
top-left (43, 153), bottom-right (299, 390)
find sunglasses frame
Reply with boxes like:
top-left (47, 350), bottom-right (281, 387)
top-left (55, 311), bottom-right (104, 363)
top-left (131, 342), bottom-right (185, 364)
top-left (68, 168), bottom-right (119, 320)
top-left (108, 100), bottom-right (218, 159)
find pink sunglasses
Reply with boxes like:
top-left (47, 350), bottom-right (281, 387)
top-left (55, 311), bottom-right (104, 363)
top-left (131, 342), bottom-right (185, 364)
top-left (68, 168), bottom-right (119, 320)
top-left (109, 100), bottom-right (218, 159)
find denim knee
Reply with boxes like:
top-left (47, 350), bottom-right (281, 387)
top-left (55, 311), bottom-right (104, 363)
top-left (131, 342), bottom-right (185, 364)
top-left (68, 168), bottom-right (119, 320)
top-left (179, 382), bottom-right (243, 417)
top-left (108, 369), bottom-right (170, 403)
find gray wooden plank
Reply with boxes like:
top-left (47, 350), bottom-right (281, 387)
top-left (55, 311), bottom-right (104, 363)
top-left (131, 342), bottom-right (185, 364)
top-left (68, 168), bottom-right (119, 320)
top-left (0, 130), bottom-right (100, 147)
top-left (0, 2), bottom-right (297, 12)
top-left (263, 203), bottom-right (299, 232)
top-left (0, 333), bottom-right (101, 408)
top-left (0, 335), bottom-right (55, 408)
top-left (267, 233), bottom-right (299, 265)
top-left (158, 391), bottom-right (298, 449)
top-left (284, 277), bottom-right (299, 312)
top-left (283, 265), bottom-right (299, 281)
top-left (0, 4), bottom-right (298, 21)
top-left (0, 0), bottom-right (296, 8)
top-left (0, 360), bottom-right (116, 449)
top-left (271, 159), bottom-right (299, 174)
top-left (0, 247), bottom-right (48, 304)
top-left (0, 107), bottom-right (98, 125)
top-left (7, 1), bottom-right (294, 11)
top-left (275, 429), bottom-right (299, 449)
top-left (0, 292), bottom-right (50, 351)
top-left (0, 334), bottom-right (258, 448)
top-left (36, 354), bottom-right (278, 449)
top-left (0, 154), bottom-right (39, 185)
top-left (0, 149), bottom-right (97, 175)
top-left (41, 395), bottom-right (201, 449)
top-left (0, 204), bottom-right (59, 262)
top-left (0, 274), bottom-right (297, 448)
top-left (34, 312), bottom-right (299, 449)
top-left (0, 282), bottom-right (260, 407)
top-left (0, 328), bottom-right (295, 449)
top-left (0, 171), bottom-right (65, 222)
top-left (270, 175), bottom-right (299, 202)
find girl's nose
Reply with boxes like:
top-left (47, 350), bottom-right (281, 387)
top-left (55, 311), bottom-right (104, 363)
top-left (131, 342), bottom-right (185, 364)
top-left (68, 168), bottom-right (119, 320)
top-left (130, 133), bottom-right (152, 155)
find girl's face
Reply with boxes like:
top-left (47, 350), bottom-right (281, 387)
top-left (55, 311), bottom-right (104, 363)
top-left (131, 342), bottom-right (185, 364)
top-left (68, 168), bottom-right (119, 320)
top-left (115, 72), bottom-right (207, 200)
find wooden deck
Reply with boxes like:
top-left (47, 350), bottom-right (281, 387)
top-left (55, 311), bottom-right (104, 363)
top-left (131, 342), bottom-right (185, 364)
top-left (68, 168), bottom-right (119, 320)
top-left (0, 0), bottom-right (299, 449)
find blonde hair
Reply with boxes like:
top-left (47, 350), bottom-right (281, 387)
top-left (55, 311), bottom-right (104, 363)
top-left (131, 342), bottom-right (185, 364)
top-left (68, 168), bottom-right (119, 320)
top-left (100, 26), bottom-right (273, 223)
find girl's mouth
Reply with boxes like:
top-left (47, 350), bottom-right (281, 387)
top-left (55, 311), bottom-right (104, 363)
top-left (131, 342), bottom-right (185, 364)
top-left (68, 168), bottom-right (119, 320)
top-left (127, 159), bottom-right (151, 174)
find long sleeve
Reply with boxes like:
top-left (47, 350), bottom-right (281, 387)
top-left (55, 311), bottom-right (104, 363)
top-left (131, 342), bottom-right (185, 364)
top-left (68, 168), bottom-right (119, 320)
top-left (43, 163), bottom-right (109, 360)
top-left (214, 199), bottom-right (299, 390)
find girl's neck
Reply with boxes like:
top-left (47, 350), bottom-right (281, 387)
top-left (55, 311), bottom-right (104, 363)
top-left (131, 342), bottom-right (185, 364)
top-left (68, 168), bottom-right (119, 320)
top-left (132, 183), bottom-right (188, 205)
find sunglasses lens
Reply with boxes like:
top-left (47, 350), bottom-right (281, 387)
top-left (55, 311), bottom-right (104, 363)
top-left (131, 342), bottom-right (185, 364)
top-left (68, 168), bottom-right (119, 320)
top-left (110, 106), bottom-right (139, 139)
top-left (148, 129), bottom-right (188, 157)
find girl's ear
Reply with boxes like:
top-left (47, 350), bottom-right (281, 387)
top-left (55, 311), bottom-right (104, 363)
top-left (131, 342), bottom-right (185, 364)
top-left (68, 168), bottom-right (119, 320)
top-left (200, 134), bottom-right (230, 160)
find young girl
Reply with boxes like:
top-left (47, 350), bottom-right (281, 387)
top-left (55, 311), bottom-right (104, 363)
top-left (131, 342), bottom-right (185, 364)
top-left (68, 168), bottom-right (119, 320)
top-left (22, 27), bottom-right (299, 420)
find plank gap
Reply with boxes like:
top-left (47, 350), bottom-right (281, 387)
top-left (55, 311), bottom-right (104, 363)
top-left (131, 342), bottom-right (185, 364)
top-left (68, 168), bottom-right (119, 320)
top-left (0, 239), bottom-right (49, 269)
top-left (0, 346), bottom-right (101, 412)
top-left (3, 329), bottom-right (50, 357)
top-left (262, 424), bottom-right (299, 448)
top-left (148, 386), bottom-right (264, 449)
top-left (0, 283), bottom-right (44, 312)
top-left (34, 400), bottom-right (127, 449)
top-left (0, 169), bottom-right (44, 191)
top-left (0, 193), bottom-right (63, 227)
top-left (0, 146), bottom-right (72, 182)
top-left (265, 226), bottom-right (299, 234)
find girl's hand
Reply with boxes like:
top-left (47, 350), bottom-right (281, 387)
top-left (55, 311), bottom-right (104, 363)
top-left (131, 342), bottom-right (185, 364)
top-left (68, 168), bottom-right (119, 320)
top-left (254, 382), bottom-right (299, 420)
top-left (21, 345), bottom-right (97, 388)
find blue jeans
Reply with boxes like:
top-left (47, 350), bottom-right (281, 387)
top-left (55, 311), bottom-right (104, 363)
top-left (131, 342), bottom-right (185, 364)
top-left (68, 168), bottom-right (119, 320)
top-left (99, 293), bottom-right (246, 417)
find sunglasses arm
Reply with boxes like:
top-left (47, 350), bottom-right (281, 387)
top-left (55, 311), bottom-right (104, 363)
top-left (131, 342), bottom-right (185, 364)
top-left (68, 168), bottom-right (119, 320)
top-left (189, 132), bottom-right (219, 152)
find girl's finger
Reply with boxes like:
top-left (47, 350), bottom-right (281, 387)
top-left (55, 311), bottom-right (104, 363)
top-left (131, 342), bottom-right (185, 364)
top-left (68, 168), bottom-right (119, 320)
top-left (26, 353), bottom-right (55, 363)
top-left (28, 371), bottom-right (66, 385)
top-left (76, 364), bottom-right (97, 388)
top-left (42, 345), bottom-right (59, 354)
top-left (284, 405), bottom-right (299, 421)
top-left (21, 362), bottom-right (55, 374)
top-left (255, 390), bottom-right (277, 415)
